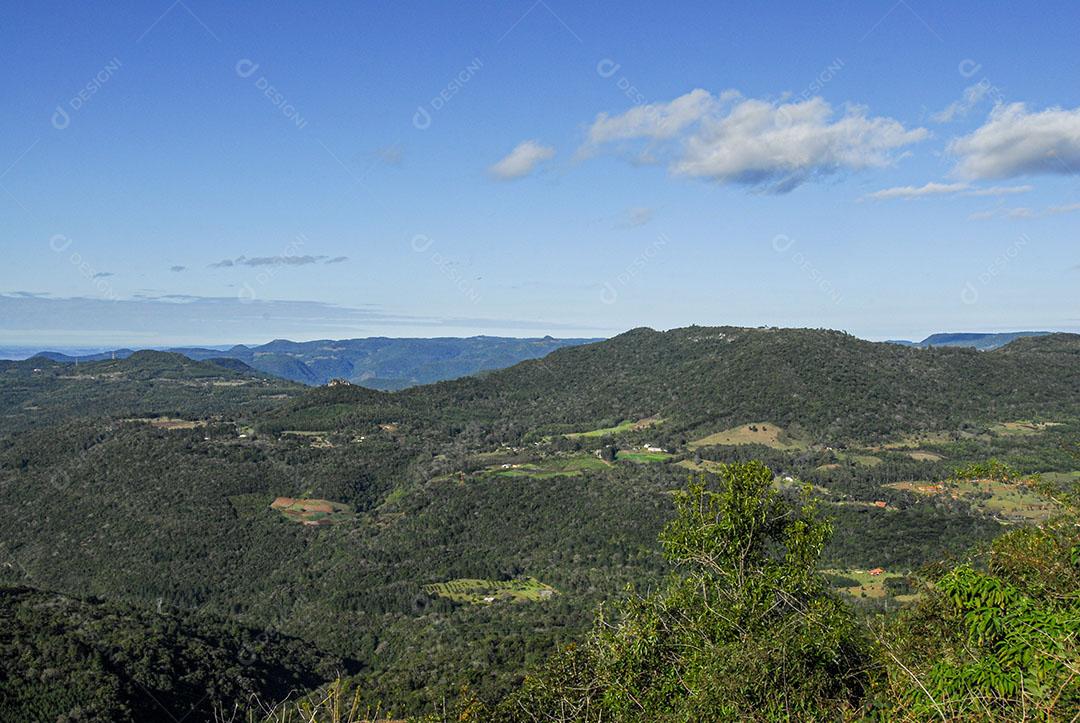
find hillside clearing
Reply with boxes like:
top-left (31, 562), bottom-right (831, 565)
top-left (270, 497), bottom-right (354, 526)
top-left (688, 423), bottom-right (808, 451)
top-left (565, 416), bottom-right (662, 439)
top-left (423, 578), bottom-right (556, 604)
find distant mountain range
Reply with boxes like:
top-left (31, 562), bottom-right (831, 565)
top-left (24, 336), bottom-right (601, 389)
top-left (2, 331), bottom-right (1056, 389)
top-left (885, 331), bottom-right (1051, 351)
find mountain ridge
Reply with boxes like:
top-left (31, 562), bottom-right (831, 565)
top-left (23, 335), bottom-right (602, 389)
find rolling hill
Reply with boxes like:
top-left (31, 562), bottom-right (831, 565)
top-left (0, 325), bottom-right (1077, 716)
top-left (886, 330), bottom-right (1051, 350)
top-left (30, 335), bottom-right (602, 389)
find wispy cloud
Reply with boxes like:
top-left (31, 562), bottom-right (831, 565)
top-left (968, 202), bottom-right (1080, 220)
top-left (373, 144), bottom-right (404, 167)
top-left (582, 89), bottom-right (927, 192)
top-left (862, 182), bottom-right (1032, 201)
top-left (169, 265), bottom-right (187, 272)
top-left (863, 182), bottom-right (969, 201)
top-left (963, 185), bottom-right (1033, 197)
top-left (932, 82), bottom-right (991, 123)
top-left (488, 140), bottom-right (555, 180)
top-left (0, 293), bottom-right (599, 346)
top-left (209, 255), bottom-right (344, 268)
top-left (620, 206), bottom-right (654, 228)
top-left (92, 271), bottom-right (114, 279)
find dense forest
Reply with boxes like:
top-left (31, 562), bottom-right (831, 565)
top-left (0, 326), bottom-right (1077, 720)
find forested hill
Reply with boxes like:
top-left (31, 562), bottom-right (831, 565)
top-left (0, 585), bottom-right (349, 722)
top-left (362, 326), bottom-right (1080, 443)
top-left (887, 330), bottom-right (1051, 350)
top-left (0, 325), bottom-right (1078, 718)
top-left (0, 350), bottom-right (303, 432)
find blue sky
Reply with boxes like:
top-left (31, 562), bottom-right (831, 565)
top-left (2, 1), bottom-right (1078, 347)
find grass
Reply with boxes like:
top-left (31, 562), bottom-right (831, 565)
top-left (423, 577), bottom-right (556, 604)
top-left (678, 459), bottom-right (727, 473)
top-left (836, 451), bottom-right (883, 467)
top-left (989, 420), bottom-right (1062, 436)
top-left (281, 430), bottom-right (334, 448)
top-left (877, 431), bottom-right (956, 450)
top-left (884, 479), bottom-right (1057, 522)
top-left (493, 454), bottom-right (610, 479)
top-left (618, 450), bottom-right (673, 463)
top-left (565, 417), bottom-right (661, 439)
top-left (125, 417), bottom-right (205, 430)
top-left (688, 422), bottom-right (808, 451)
top-left (822, 568), bottom-right (919, 603)
top-left (1042, 470), bottom-right (1080, 485)
top-left (905, 450), bottom-right (944, 462)
top-left (270, 497), bottom-right (354, 526)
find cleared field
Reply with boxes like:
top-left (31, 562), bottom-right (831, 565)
top-left (677, 459), bottom-right (726, 473)
top-left (1043, 470), bottom-right (1080, 485)
top-left (494, 454), bottom-right (609, 478)
top-left (618, 450), bottom-right (673, 463)
top-left (126, 417), bottom-right (206, 430)
top-left (836, 451), bottom-right (883, 467)
top-left (270, 497), bottom-right (354, 526)
top-left (905, 450), bottom-right (944, 462)
top-left (989, 420), bottom-right (1062, 436)
top-left (877, 431), bottom-right (955, 450)
top-left (565, 416), bottom-right (661, 439)
top-left (884, 479), bottom-right (1056, 522)
top-left (688, 423), bottom-right (807, 450)
top-left (823, 569), bottom-right (919, 603)
top-left (424, 577), bottom-right (556, 604)
top-left (281, 430), bottom-right (334, 448)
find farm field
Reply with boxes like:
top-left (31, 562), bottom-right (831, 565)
top-left (125, 417), bottom-right (206, 430)
top-left (823, 569), bottom-right (919, 604)
top-left (270, 497), bottom-right (354, 526)
top-left (492, 454), bottom-right (610, 478)
top-left (884, 479), bottom-right (1056, 522)
top-left (835, 451), bottom-right (883, 467)
top-left (564, 416), bottom-right (661, 438)
top-left (989, 420), bottom-right (1062, 436)
top-left (677, 459), bottom-right (726, 473)
top-left (281, 430), bottom-right (334, 448)
top-left (618, 450), bottom-right (673, 463)
top-left (876, 431), bottom-right (957, 450)
top-left (423, 577), bottom-right (557, 604)
top-left (688, 423), bottom-right (808, 450)
top-left (1043, 470), bottom-right (1080, 485)
top-left (904, 450), bottom-right (943, 461)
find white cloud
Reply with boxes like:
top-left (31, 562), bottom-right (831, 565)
top-left (209, 255), bottom-right (331, 268)
top-left (488, 140), bottom-right (555, 180)
top-left (862, 182), bottom-right (1033, 201)
top-left (949, 103), bottom-right (1080, 179)
top-left (583, 90), bottom-right (927, 192)
top-left (586, 88), bottom-right (717, 144)
top-left (962, 184), bottom-right (1033, 197)
top-left (1048, 201), bottom-right (1080, 215)
top-left (932, 82), bottom-right (991, 123)
top-left (863, 182), bottom-right (969, 200)
top-left (623, 206), bottom-right (654, 227)
top-left (968, 201), bottom-right (1080, 220)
